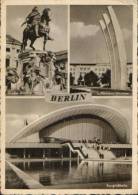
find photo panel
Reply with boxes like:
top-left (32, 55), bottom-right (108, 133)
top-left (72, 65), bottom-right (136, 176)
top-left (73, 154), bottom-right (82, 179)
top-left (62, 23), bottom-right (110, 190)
top-left (6, 4), bottom-right (69, 96)
top-left (5, 98), bottom-right (132, 190)
top-left (70, 5), bottom-right (133, 96)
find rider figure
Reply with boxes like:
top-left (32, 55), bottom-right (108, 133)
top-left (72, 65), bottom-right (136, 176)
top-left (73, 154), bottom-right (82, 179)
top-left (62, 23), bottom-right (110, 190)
top-left (39, 8), bottom-right (51, 35)
top-left (25, 6), bottom-right (41, 37)
top-left (41, 8), bottom-right (51, 25)
top-left (21, 7), bottom-right (53, 51)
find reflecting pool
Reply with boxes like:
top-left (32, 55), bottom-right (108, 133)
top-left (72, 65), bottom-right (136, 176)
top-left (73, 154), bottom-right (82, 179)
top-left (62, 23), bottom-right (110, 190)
top-left (13, 160), bottom-right (131, 189)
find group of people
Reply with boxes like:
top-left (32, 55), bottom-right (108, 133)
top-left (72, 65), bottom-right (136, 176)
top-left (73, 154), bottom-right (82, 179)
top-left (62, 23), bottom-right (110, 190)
top-left (79, 137), bottom-right (111, 159)
top-left (84, 139), bottom-right (110, 151)
top-left (78, 137), bottom-right (102, 145)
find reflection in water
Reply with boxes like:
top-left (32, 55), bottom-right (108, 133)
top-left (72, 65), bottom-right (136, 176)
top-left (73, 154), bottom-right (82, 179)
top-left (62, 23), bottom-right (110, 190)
top-left (14, 161), bottom-right (131, 188)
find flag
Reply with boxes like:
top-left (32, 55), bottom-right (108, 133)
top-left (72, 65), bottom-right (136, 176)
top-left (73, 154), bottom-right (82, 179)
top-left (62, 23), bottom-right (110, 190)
top-left (24, 119), bottom-right (28, 126)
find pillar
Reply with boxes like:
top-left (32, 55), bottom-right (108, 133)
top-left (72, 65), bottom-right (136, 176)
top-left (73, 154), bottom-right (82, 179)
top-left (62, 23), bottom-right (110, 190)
top-left (28, 153), bottom-right (30, 158)
top-left (108, 6), bottom-right (127, 90)
top-left (99, 19), bottom-right (114, 88)
top-left (43, 161), bottom-right (45, 169)
top-left (74, 66), bottom-right (80, 85)
top-left (99, 6), bottom-right (127, 90)
top-left (27, 161), bottom-right (30, 168)
top-left (48, 148), bottom-right (51, 158)
top-left (69, 159), bottom-right (72, 174)
top-left (61, 149), bottom-right (63, 160)
top-left (43, 149), bottom-right (45, 158)
top-left (23, 162), bottom-right (26, 170)
top-left (69, 148), bottom-right (71, 159)
top-left (77, 153), bottom-right (80, 165)
top-left (124, 149), bottom-right (127, 157)
top-left (23, 148), bottom-right (26, 159)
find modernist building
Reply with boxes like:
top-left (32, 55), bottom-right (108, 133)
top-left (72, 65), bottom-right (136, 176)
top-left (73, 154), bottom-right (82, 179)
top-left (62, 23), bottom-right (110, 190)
top-left (70, 62), bottom-right (132, 86)
top-left (7, 104), bottom-right (132, 159)
top-left (10, 104), bottom-right (131, 144)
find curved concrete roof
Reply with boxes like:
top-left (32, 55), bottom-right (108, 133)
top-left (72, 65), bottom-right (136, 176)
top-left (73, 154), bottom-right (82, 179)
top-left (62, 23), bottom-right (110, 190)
top-left (10, 104), bottom-right (130, 143)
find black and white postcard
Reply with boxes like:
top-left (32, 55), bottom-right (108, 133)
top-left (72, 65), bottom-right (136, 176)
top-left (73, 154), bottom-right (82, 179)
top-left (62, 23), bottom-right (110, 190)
top-left (0, 0), bottom-right (137, 194)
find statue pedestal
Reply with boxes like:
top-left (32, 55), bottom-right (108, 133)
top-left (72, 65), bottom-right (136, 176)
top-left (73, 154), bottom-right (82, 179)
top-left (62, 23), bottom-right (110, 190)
top-left (18, 50), bottom-right (56, 95)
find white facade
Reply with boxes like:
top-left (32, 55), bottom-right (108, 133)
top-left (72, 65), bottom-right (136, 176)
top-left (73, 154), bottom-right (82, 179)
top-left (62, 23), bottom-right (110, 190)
top-left (40, 117), bottom-right (119, 144)
top-left (6, 43), bottom-right (21, 69)
top-left (10, 104), bottom-right (131, 144)
top-left (70, 63), bottom-right (132, 85)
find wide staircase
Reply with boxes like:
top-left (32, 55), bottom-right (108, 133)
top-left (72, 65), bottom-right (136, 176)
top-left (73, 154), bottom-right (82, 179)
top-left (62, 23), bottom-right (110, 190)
top-left (62, 141), bottom-right (87, 160)
top-left (85, 142), bottom-right (116, 160)
top-left (62, 141), bottom-right (100, 160)
top-left (62, 141), bottom-right (116, 160)
top-left (81, 143), bottom-right (100, 159)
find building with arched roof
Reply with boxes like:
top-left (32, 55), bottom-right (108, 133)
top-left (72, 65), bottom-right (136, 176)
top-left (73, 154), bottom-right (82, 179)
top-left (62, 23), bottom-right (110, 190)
top-left (6, 104), bottom-right (131, 160)
top-left (10, 104), bottom-right (131, 144)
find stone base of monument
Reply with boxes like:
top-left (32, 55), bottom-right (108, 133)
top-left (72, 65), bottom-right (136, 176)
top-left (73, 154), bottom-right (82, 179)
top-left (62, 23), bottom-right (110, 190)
top-left (32, 83), bottom-right (61, 95)
top-left (17, 50), bottom-right (61, 95)
top-left (50, 84), bottom-right (61, 92)
top-left (18, 49), bottom-right (48, 61)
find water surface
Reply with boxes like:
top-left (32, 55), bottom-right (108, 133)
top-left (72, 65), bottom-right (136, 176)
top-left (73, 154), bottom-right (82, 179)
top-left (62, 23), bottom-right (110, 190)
top-left (14, 160), bottom-right (132, 189)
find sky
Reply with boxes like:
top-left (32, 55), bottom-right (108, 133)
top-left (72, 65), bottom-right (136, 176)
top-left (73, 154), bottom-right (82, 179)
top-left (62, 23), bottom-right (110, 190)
top-left (70, 5), bottom-right (133, 63)
top-left (6, 5), bottom-right (132, 62)
top-left (7, 5), bottom-right (68, 52)
top-left (6, 98), bottom-right (132, 142)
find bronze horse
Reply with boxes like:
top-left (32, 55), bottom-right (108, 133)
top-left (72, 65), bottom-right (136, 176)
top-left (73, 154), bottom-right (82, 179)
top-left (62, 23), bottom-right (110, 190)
top-left (21, 8), bottom-right (53, 51)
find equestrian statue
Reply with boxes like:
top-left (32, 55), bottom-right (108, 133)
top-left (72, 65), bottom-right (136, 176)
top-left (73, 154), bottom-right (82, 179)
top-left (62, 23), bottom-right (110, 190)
top-left (21, 6), bottom-right (53, 51)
